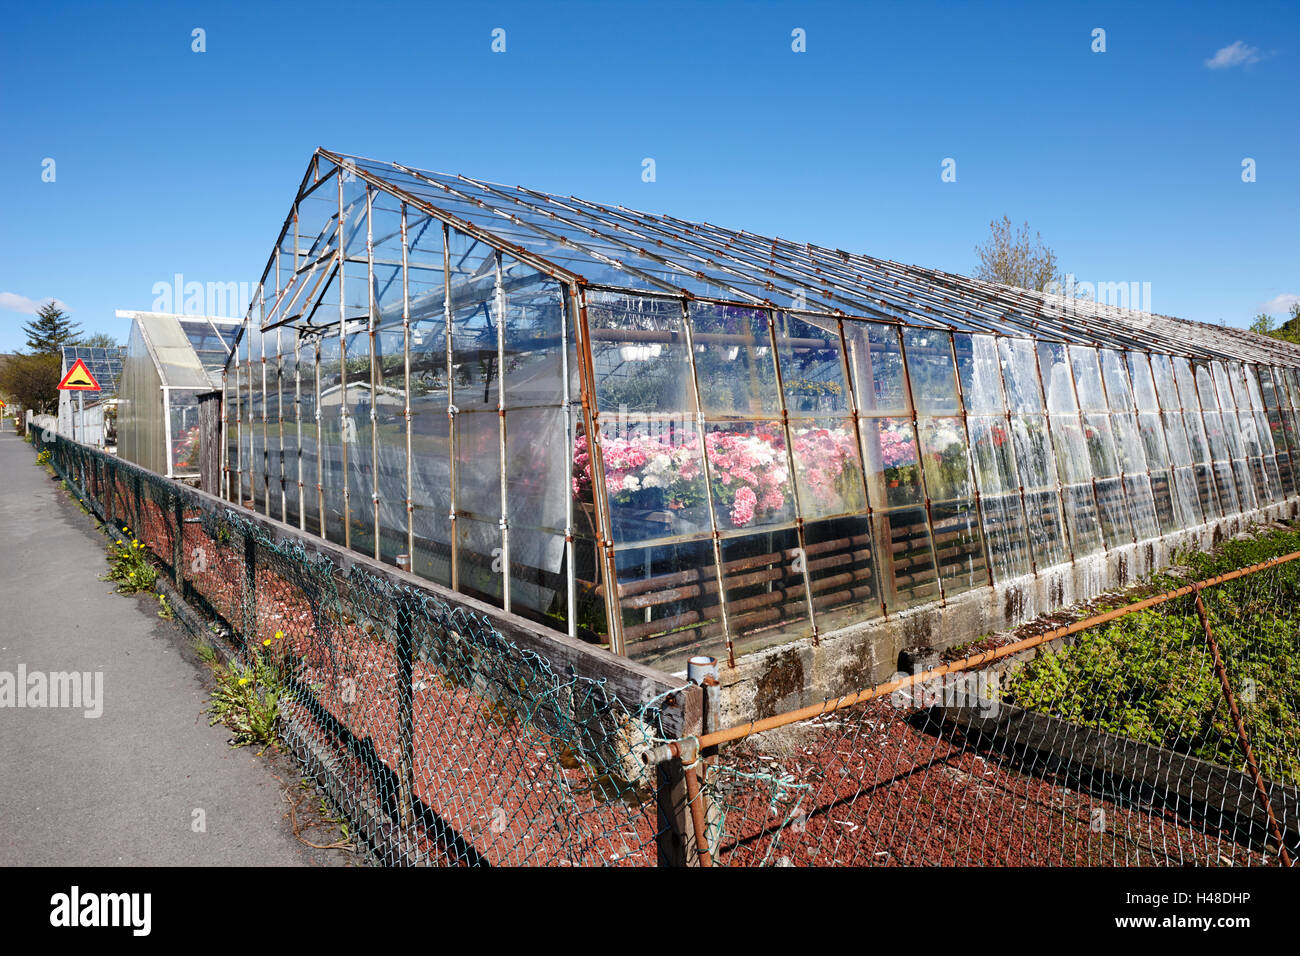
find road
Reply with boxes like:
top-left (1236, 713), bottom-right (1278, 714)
top-left (0, 425), bottom-right (346, 865)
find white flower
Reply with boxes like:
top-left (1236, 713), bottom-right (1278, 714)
top-left (621, 475), bottom-right (641, 492)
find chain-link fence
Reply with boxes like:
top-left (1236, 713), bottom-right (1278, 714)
top-left (690, 547), bottom-right (1300, 867)
top-left (34, 429), bottom-right (700, 867)
top-left (30, 428), bottom-right (1300, 867)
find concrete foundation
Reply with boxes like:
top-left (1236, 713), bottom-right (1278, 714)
top-left (713, 497), bottom-right (1300, 726)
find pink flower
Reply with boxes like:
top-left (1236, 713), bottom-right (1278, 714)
top-left (730, 485), bottom-right (757, 527)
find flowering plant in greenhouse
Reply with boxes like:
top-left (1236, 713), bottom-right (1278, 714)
top-left (178, 426), bottom-right (201, 470)
top-left (876, 421), bottom-right (918, 488)
top-left (574, 423), bottom-right (863, 529)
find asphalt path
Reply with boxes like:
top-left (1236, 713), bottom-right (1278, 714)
top-left (0, 426), bottom-right (341, 865)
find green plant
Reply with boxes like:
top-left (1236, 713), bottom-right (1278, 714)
top-left (103, 537), bottom-right (158, 594)
top-left (207, 653), bottom-right (287, 750)
top-left (35, 449), bottom-right (51, 466)
top-left (157, 592), bottom-right (174, 620)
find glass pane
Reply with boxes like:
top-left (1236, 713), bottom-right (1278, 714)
top-left (877, 506), bottom-right (940, 609)
top-left (789, 418), bottom-right (867, 519)
top-left (954, 334), bottom-right (1006, 414)
top-left (846, 322), bottom-right (909, 415)
top-left (1111, 414), bottom-right (1147, 473)
top-left (1172, 467), bottom-right (1204, 526)
top-left (703, 421), bottom-right (795, 532)
top-left (617, 539), bottom-right (726, 667)
top-left (1095, 476), bottom-right (1133, 547)
top-left (589, 418), bottom-right (711, 545)
top-left (802, 515), bottom-right (882, 632)
top-left (774, 313), bottom-right (850, 416)
top-left (1069, 346), bottom-right (1107, 411)
top-left (1038, 342), bottom-right (1078, 413)
top-left (980, 492), bottom-right (1031, 580)
top-left (931, 500), bottom-right (985, 597)
top-left (968, 417), bottom-right (1016, 495)
top-left (1062, 484), bottom-right (1104, 555)
top-left (860, 417), bottom-right (923, 508)
top-left (689, 303), bottom-right (780, 417)
top-left (1024, 488), bottom-right (1070, 569)
top-left (1011, 415), bottom-right (1058, 491)
top-left (1099, 349), bottom-right (1135, 411)
top-left (902, 329), bottom-right (959, 415)
top-left (1127, 353), bottom-right (1160, 411)
top-left (719, 528), bottom-right (812, 646)
top-left (1124, 474), bottom-right (1160, 541)
top-left (1083, 414), bottom-right (1120, 478)
top-left (917, 417), bottom-right (972, 502)
top-left (999, 337), bottom-right (1045, 412)
top-left (588, 291), bottom-right (697, 416)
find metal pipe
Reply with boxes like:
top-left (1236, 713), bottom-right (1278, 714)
top-left (672, 547), bottom-right (1300, 753)
top-left (893, 327), bottom-right (946, 605)
top-left (947, 333), bottom-right (996, 587)
top-left (443, 222), bottom-right (458, 591)
top-left (494, 250), bottom-right (511, 612)
top-left (338, 171), bottom-right (351, 549)
top-left (366, 186), bottom-right (381, 560)
top-left (401, 203), bottom-right (415, 566)
top-left (680, 300), bottom-right (736, 666)
top-left (765, 308), bottom-right (819, 642)
top-left (560, 287), bottom-right (578, 639)
top-left (295, 327), bottom-right (305, 531)
top-left (834, 319), bottom-right (887, 617)
top-left (571, 285), bottom-right (624, 655)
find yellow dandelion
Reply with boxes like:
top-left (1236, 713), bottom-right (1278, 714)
top-left (262, 639), bottom-right (272, 646)
top-left (275, 631), bottom-right (284, 641)
top-left (129, 572), bottom-right (135, 578)
top-left (238, 677), bottom-right (249, 686)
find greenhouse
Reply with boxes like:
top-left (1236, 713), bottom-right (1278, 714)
top-left (118, 310), bottom-right (240, 478)
top-left (222, 148), bottom-right (1300, 671)
top-left (57, 344), bottom-right (125, 448)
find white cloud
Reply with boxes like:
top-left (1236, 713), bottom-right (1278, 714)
top-left (0, 292), bottom-right (67, 314)
top-left (1261, 293), bottom-right (1300, 315)
top-left (1205, 40), bottom-right (1262, 69)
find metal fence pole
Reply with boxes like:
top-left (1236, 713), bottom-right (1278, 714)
top-left (1192, 583), bottom-right (1292, 867)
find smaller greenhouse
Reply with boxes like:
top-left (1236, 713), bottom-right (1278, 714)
top-left (57, 344), bottom-right (124, 448)
top-left (116, 311), bottom-right (239, 478)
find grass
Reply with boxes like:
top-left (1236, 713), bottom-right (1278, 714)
top-left (1003, 522), bottom-right (1300, 784)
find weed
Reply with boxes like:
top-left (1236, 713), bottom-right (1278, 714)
top-left (103, 537), bottom-right (158, 594)
top-left (207, 652), bottom-right (288, 750)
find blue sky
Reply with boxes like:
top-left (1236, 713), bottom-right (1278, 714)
top-left (1, 0), bottom-right (1296, 351)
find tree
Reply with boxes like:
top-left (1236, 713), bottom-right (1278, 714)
top-left (973, 216), bottom-right (1063, 292)
top-left (76, 332), bottom-right (120, 349)
top-left (1250, 303), bottom-right (1300, 346)
top-left (23, 301), bottom-right (81, 355)
top-left (0, 352), bottom-right (61, 414)
top-left (1250, 313), bottom-right (1277, 335)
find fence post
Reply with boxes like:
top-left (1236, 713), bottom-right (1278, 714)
top-left (656, 683), bottom-right (703, 867)
top-left (198, 390), bottom-right (222, 496)
top-left (1193, 584), bottom-right (1292, 867)
top-left (393, 592), bottom-right (417, 835)
top-left (173, 495), bottom-right (185, 589)
top-left (242, 529), bottom-right (257, 646)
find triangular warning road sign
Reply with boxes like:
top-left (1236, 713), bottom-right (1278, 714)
top-left (58, 358), bottom-right (102, 391)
